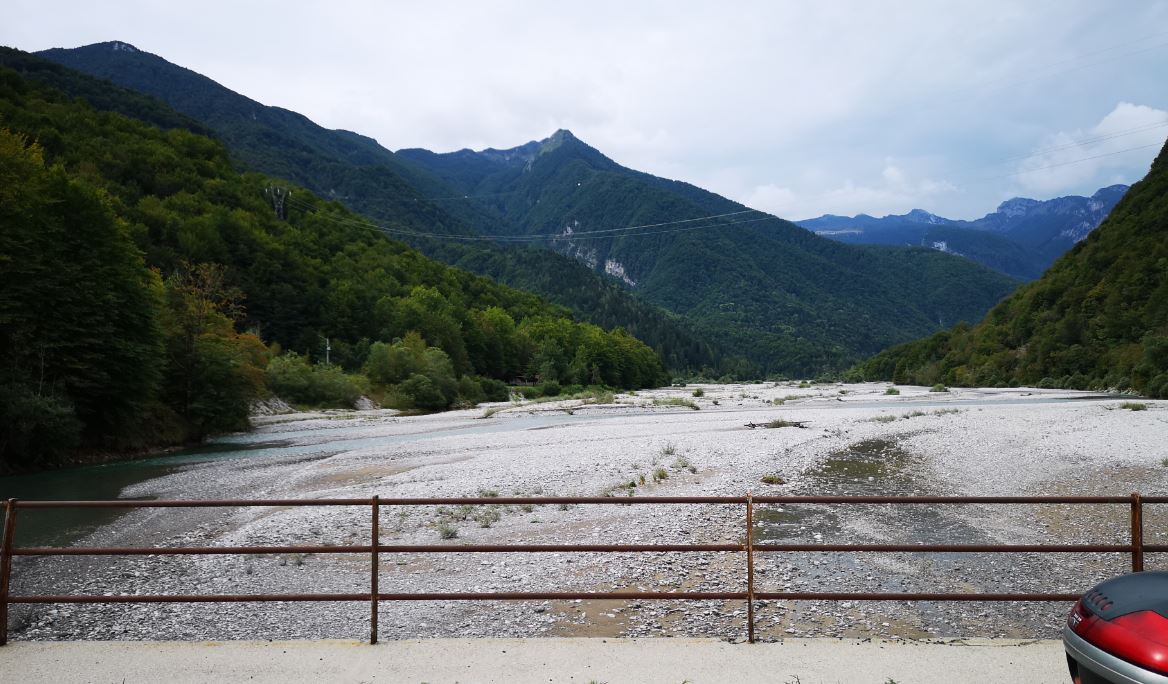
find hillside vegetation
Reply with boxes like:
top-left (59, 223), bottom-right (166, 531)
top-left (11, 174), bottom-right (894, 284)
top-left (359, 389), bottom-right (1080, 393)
top-left (403, 130), bottom-right (1022, 374)
top-left (26, 43), bottom-right (721, 374)
top-left (0, 67), bottom-right (667, 472)
top-left (848, 140), bottom-right (1168, 397)
top-left (38, 43), bottom-right (1021, 376)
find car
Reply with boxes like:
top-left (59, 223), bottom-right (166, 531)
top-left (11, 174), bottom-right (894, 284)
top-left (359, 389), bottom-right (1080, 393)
top-left (1064, 572), bottom-right (1168, 683)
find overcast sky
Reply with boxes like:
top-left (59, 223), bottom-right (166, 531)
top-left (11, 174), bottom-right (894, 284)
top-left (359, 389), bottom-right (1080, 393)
top-left (5, 1), bottom-right (1168, 220)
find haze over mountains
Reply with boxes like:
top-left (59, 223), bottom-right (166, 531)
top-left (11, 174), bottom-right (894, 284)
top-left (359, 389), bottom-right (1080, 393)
top-left (798, 185), bottom-right (1129, 280)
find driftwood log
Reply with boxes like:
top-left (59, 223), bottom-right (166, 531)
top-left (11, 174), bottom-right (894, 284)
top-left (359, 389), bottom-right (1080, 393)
top-left (744, 420), bottom-right (809, 429)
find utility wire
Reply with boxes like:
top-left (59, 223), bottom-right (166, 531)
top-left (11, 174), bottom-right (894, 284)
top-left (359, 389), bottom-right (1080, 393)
top-left (989, 120), bottom-right (1168, 165)
top-left (284, 193), bottom-right (765, 241)
top-left (981, 143), bottom-right (1164, 180)
top-left (282, 193), bottom-right (780, 244)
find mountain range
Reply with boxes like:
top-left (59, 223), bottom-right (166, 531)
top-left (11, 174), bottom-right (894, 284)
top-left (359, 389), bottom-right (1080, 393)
top-left (798, 185), bottom-right (1128, 280)
top-left (29, 41), bottom-right (1021, 375)
top-left (849, 139), bottom-right (1168, 397)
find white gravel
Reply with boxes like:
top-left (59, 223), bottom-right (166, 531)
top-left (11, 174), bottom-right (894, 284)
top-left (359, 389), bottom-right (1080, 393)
top-left (10, 383), bottom-right (1168, 643)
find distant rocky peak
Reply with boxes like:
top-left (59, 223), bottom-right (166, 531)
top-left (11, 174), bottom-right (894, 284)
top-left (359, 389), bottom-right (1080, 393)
top-left (1092, 184), bottom-right (1130, 201)
top-left (995, 197), bottom-right (1041, 217)
top-left (538, 128), bottom-right (579, 155)
top-left (904, 208), bottom-right (945, 224)
top-left (107, 41), bottom-right (139, 53)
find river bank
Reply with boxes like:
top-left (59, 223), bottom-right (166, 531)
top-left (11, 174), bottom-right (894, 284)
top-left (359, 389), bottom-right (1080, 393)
top-left (5, 382), bottom-right (1167, 643)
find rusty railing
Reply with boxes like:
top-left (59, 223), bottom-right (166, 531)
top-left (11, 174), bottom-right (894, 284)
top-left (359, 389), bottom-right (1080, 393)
top-left (1, 494), bottom-right (1162, 645)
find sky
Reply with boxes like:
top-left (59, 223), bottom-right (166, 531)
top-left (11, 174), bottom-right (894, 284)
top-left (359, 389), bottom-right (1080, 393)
top-left (5, 1), bottom-right (1168, 220)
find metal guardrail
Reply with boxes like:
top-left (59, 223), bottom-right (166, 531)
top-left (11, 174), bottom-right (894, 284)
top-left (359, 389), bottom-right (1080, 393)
top-left (0, 494), bottom-right (1161, 645)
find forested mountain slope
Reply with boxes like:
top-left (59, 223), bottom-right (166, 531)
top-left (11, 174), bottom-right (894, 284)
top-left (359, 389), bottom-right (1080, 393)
top-left (0, 66), bottom-right (666, 472)
top-left (37, 41), bottom-right (1020, 375)
top-left (402, 130), bottom-right (1022, 373)
top-left (30, 42), bottom-right (719, 373)
top-left (848, 139), bottom-right (1168, 397)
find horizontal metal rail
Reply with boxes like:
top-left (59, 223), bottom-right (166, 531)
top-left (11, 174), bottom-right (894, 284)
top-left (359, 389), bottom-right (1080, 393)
top-left (13, 495), bottom-right (1168, 507)
top-left (0, 494), bottom-right (1160, 645)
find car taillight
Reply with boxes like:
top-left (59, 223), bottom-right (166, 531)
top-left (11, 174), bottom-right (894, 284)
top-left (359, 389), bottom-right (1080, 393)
top-left (1068, 600), bottom-right (1097, 636)
top-left (1080, 609), bottom-right (1168, 676)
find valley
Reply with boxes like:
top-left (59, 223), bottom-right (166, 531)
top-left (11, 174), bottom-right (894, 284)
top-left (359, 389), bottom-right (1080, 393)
top-left (6, 384), bottom-right (1166, 642)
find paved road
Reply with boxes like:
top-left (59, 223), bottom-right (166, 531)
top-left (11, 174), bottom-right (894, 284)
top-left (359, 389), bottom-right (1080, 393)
top-left (6, 637), bottom-right (1068, 683)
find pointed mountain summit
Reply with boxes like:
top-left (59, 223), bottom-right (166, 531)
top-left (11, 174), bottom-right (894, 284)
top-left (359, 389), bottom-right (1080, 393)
top-left (402, 130), bottom-right (1019, 372)
top-left (36, 41), bottom-right (1020, 374)
top-left (29, 43), bottom-right (721, 372)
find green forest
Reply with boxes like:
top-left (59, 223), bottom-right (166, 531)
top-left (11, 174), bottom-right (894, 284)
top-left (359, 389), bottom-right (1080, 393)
top-left (0, 67), bottom-right (668, 473)
top-left (20, 45), bottom-right (723, 375)
top-left (848, 140), bottom-right (1168, 397)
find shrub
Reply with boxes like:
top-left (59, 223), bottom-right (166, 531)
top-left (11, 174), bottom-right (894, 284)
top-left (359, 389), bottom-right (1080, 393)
top-left (761, 473), bottom-right (787, 485)
top-left (884, 387), bottom-right (900, 395)
top-left (652, 467), bottom-right (669, 482)
top-left (653, 397), bottom-right (699, 410)
top-left (0, 388), bottom-right (82, 472)
top-left (1120, 402), bottom-right (1149, 411)
top-left (541, 380), bottom-right (561, 397)
top-left (929, 384), bottom-right (949, 393)
top-left (397, 373), bottom-right (448, 410)
top-left (478, 377), bottom-right (510, 402)
top-left (692, 388), bottom-right (705, 397)
top-left (266, 353), bottom-right (367, 407)
top-left (436, 523), bottom-right (458, 539)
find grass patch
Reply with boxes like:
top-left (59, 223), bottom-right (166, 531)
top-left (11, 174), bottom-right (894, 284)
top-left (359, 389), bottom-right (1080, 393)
top-left (436, 523), bottom-right (458, 540)
top-left (1121, 402), bottom-right (1149, 411)
top-left (652, 467), bottom-right (669, 482)
top-left (473, 507), bottom-right (502, 528)
top-left (884, 387), bottom-right (900, 395)
top-left (671, 455), bottom-right (697, 473)
top-left (929, 384), bottom-right (949, 393)
top-left (692, 387), bottom-right (704, 397)
top-left (764, 418), bottom-right (802, 428)
top-left (760, 473), bottom-right (787, 485)
top-left (868, 414), bottom-right (897, 423)
top-left (661, 441), bottom-right (677, 456)
top-left (653, 397), bottom-right (699, 410)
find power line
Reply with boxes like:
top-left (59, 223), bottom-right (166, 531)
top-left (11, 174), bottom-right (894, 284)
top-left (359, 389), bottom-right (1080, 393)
top-left (284, 192), bottom-right (766, 241)
top-left (411, 190), bottom-right (521, 201)
top-left (982, 143), bottom-right (1163, 180)
top-left (989, 120), bottom-right (1168, 165)
top-left (282, 193), bottom-right (780, 244)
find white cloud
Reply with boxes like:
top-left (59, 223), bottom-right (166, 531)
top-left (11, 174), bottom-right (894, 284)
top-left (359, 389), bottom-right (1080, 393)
top-left (2, 1), bottom-right (1165, 218)
top-left (1012, 102), bottom-right (1168, 194)
top-left (743, 164), bottom-right (957, 220)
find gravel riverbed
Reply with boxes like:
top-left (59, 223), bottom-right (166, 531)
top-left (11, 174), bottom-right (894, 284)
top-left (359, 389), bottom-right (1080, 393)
top-left (8, 383), bottom-right (1168, 643)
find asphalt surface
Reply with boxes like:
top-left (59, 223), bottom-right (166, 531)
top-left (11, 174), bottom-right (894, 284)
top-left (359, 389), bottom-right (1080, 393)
top-left (5, 637), bottom-right (1069, 683)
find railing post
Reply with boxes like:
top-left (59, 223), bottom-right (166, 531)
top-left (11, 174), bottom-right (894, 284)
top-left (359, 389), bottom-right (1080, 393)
top-left (1131, 492), bottom-right (1144, 573)
top-left (1, 498), bottom-right (18, 646)
top-left (371, 495), bottom-right (380, 644)
top-left (746, 493), bottom-right (755, 644)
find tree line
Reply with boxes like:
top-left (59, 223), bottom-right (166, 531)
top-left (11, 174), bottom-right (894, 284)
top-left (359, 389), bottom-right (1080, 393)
top-left (0, 68), bottom-right (668, 473)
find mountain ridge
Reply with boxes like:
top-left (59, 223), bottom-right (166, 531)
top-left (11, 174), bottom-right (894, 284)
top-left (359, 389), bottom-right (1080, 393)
top-left (35, 40), bottom-right (1021, 374)
top-left (798, 185), bottom-right (1129, 280)
top-left (847, 140), bottom-right (1168, 397)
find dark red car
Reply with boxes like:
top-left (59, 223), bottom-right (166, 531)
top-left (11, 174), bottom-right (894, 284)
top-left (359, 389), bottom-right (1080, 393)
top-left (1065, 572), bottom-right (1168, 683)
